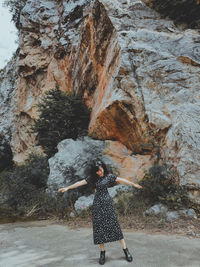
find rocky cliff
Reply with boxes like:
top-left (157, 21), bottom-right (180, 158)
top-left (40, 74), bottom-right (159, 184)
top-left (0, 0), bottom-right (200, 203)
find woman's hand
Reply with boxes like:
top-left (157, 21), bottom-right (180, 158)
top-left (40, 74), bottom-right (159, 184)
top-left (57, 187), bottom-right (69, 193)
top-left (133, 183), bottom-right (143, 189)
top-left (116, 177), bottom-right (143, 189)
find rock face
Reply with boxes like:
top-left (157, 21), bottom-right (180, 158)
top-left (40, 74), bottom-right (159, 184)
top-left (0, 0), bottom-right (200, 202)
top-left (0, 55), bottom-right (18, 143)
top-left (7, 0), bottom-right (151, 161)
top-left (97, 0), bottom-right (200, 202)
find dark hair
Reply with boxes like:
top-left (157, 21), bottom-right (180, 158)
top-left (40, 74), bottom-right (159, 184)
top-left (88, 159), bottom-right (108, 189)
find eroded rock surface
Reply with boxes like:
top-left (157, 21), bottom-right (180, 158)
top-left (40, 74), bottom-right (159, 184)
top-left (0, 55), bottom-right (18, 143)
top-left (99, 0), bottom-right (200, 200)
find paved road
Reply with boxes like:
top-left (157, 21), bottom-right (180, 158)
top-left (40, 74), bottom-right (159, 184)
top-left (0, 220), bottom-right (200, 267)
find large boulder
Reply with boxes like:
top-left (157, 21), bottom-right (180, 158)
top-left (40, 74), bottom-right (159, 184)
top-left (46, 136), bottom-right (155, 207)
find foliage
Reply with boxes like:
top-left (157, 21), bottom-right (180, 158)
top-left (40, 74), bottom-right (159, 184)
top-left (3, 0), bottom-right (27, 29)
top-left (148, 0), bottom-right (200, 28)
top-left (115, 192), bottom-right (135, 216)
top-left (0, 153), bottom-right (50, 215)
top-left (0, 134), bottom-right (13, 172)
top-left (16, 153), bottom-right (50, 188)
top-left (139, 163), bottom-right (194, 210)
top-left (31, 84), bottom-right (90, 158)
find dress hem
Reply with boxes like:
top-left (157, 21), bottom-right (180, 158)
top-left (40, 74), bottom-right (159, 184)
top-left (94, 235), bottom-right (124, 245)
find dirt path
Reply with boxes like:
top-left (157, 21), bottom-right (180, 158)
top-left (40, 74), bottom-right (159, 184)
top-left (0, 220), bottom-right (200, 267)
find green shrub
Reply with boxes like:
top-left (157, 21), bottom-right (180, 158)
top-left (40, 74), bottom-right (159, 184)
top-left (139, 163), bottom-right (194, 210)
top-left (0, 153), bottom-right (50, 215)
top-left (16, 153), bottom-right (50, 188)
top-left (31, 84), bottom-right (90, 158)
top-left (115, 192), bottom-right (135, 216)
top-left (146, 0), bottom-right (200, 28)
top-left (0, 134), bottom-right (13, 172)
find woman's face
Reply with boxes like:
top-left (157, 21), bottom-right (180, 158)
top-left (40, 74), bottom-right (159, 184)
top-left (96, 166), bottom-right (104, 177)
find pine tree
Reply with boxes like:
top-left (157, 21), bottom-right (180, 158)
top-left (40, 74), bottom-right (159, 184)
top-left (32, 84), bottom-right (90, 158)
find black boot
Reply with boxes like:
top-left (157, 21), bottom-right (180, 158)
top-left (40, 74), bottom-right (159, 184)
top-left (123, 248), bottom-right (133, 262)
top-left (99, 250), bottom-right (106, 265)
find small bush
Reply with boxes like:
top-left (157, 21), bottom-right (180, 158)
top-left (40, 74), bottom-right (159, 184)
top-left (139, 163), bottom-right (194, 210)
top-left (32, 84), bottom-right (90, 158)
top-left (0, 153), bottom-right (50, 215)
top-left (0, 134), bottom-right (13, 172)
top-left (16, 153), bottom-right (50, 188)
top-left (115, 192), bottom-right (135, 216)
top-left (146, 0), bottom-right (200, 28)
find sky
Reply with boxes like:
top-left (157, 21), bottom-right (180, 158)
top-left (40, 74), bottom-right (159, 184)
top-left (0, 1), bottom-right (18, 69)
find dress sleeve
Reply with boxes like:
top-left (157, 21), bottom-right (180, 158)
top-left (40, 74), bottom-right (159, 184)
top-left (107, 173), bottom-right (117, 187)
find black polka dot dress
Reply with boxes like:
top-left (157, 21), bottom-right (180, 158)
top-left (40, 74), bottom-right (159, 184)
top-left (85, 174), bottom-right (124, 245)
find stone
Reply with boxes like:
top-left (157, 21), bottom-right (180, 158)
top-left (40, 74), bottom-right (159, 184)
top-left (187, 209), bottom-right (198, 219)
top-left (69, 211), bottom-right (76, 217)
top-left (144, 206), bottom-right (198, 221)
top-left (179, 208), bottom-right (197, 219)
top-left (47, 136), bottom-right (110, 196)
top-left (166, 211), bottom-right (179, 222)
top-left (143, 203), bottom-right (168, 216)
top-left (74, 195), bottom-right (94, 214)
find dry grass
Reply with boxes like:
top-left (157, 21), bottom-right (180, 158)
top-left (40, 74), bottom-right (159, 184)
top-left (58, 213), bottom-right (200, 238)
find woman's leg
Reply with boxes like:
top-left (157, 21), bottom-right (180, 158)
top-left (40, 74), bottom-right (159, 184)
top-left (99, 243), bottom-right (105, 251)
top-left (119, 238), bottom-right (126, 249)
top-left (99, 244), bottom-right (106, 265)
top-left (119, 239), bottom-right (133, 262)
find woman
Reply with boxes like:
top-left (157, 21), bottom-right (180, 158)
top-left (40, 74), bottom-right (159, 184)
top-left (58, 160), bottom-right (142, 265)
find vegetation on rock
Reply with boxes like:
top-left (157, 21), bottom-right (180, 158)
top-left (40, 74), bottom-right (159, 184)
top-left (0, 153), bottom-right (50, 217)
top-left (143, 0), bottom-right (200, 28)
top-left (139, 162), bottom-right (199, 212)
top-left (32, 84), bottom-right (90, 158)
top-left (0, 134), bottom-right (13, 172)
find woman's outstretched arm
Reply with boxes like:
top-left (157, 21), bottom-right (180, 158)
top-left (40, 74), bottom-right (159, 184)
top-left (116, 177), bottom-right (142, 189)
top-left (58, 179), bottom-right (88, 193)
